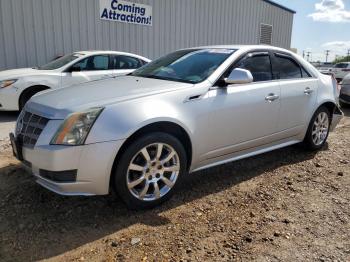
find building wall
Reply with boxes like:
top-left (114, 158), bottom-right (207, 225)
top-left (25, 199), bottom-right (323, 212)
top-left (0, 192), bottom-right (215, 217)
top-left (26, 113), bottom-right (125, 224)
top-left (0, 0), bottom-right (294, 70)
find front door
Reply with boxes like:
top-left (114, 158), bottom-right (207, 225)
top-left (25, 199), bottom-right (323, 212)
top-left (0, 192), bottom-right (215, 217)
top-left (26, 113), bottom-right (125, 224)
top-left (61, 55), bottom-right (115, 88)
top-left (204, 52), bottom-right (281, 159)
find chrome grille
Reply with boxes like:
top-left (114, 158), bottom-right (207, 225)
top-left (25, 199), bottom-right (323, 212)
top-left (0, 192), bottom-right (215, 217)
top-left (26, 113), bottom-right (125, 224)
top-left (16, 110), bottom-right (49, 148)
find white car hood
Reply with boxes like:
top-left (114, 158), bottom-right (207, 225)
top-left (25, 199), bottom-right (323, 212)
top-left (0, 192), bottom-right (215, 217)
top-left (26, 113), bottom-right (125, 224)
top-left (0, 68), bottom-right (53, 80)
top-left (27, 76), bottom-right (192, 119)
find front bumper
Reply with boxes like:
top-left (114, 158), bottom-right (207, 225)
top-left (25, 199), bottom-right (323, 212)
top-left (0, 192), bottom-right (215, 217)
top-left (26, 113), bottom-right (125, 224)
top-left (340, 84), bottom-right (350, 104)
top-left (19, 140), bottom-right (125, 196)
top-left (0, 86), bottom-right (20, 111)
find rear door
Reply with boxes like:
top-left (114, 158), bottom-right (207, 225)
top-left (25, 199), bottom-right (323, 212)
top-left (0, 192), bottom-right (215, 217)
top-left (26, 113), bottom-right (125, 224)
top-left (61, 55), bottom-right (115, 87)
top-left (272, 52), bottom-right (317, 136)
top-left (111, 55), bottom-right (146, 76)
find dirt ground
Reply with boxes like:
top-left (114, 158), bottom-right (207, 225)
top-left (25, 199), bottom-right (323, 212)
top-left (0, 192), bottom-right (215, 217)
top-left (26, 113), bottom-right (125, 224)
top-left (0, 109), bottom-right (349, 262)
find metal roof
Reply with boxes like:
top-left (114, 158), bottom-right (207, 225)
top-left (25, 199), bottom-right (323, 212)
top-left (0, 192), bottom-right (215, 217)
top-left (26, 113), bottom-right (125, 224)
top-left (263, 0), bottom-right (296, 14)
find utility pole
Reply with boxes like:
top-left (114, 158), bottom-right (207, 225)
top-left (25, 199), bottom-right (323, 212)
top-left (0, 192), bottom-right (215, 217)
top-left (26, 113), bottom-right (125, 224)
top-left (325, 50), bottom-right (330, 63)
top-left (306, 51), bottom-right (311, 62)
top-left (347, 49), bottom-right (350, 61)
top-left (302, 50), bottom-right (305, 59)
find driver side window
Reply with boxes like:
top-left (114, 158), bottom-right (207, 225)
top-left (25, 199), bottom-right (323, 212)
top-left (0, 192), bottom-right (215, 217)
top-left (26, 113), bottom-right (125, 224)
top-left (73, 55), bottom-right (110, 71)
top-left (235, 54), bottom-right (273, 82)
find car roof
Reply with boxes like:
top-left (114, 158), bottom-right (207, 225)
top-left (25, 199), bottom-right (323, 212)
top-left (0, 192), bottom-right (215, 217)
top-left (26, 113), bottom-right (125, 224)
top-left (73, 50), bottom-right (151, 61)
top-left (183, 44), bottom-right (295, 54)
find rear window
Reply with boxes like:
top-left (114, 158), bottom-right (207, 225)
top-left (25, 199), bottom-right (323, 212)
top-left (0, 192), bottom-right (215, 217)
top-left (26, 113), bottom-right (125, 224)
top-left (335, 63), bottom-right (349, 68)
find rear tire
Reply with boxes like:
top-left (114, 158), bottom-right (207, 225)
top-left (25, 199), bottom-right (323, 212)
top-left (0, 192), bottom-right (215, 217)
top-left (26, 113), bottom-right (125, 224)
top-left (113, 132), bottom-right (187, 210)
top-left (303, 106), bottom-right (331, 150)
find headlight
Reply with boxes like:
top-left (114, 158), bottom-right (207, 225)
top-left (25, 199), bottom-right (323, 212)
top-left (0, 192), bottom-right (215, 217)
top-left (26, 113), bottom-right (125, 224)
top-left (51, 107), bottom-right (104, 145)
top-left (0, 79), bottom-right (18, 88)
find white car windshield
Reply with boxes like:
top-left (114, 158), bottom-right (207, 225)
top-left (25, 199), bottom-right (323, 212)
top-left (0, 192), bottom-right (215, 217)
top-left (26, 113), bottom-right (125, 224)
top-left (37, 53), bottom-right (84, 70)
top-left (131, 49), bottom-right (236, 84)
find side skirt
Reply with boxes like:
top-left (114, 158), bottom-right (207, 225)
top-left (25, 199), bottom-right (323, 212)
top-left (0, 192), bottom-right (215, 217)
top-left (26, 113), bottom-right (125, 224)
top-left (190, 138), bottom-right (300, 173)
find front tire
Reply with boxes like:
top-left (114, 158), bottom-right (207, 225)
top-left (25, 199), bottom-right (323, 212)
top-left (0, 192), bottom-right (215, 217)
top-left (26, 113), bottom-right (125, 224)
top-left (303, 106), bottom-right (331, 150)
top-left (113, 132), bottom-right (187, 210)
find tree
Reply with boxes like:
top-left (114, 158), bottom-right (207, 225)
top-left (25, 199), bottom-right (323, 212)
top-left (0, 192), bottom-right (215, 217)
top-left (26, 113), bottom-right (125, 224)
top-left (333, 56), bottom-right (350, 64)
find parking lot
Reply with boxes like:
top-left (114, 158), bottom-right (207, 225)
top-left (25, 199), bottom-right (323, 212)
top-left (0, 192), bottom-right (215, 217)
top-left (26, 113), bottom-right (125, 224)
top-left (0, 108), bottom-right (349, 262)
top-left (0, 112), bottom-right (17, 141)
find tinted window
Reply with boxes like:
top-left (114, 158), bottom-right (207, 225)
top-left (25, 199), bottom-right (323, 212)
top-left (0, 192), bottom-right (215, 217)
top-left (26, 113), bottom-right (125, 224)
top-left (74, 55), bottom-right (110, 71)
top-left (113, 55), bottom-right (143, 69)
top-left (235, 54), bottom-right (272, 82)
top-left (131, 49), bottom-right (236, 84)
top-left (274, 56), bottom-right (302, 79)
top-left (301, 67), bottom-right (311, 78)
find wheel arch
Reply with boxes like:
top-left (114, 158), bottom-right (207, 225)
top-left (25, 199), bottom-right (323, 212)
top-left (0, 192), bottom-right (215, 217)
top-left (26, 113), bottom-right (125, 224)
top-left (110, 121), bottom-right (193, 188)
top-left (313, 100), bottom-right (337, 122)
top-left (19, 85), bottom-right (51, 109)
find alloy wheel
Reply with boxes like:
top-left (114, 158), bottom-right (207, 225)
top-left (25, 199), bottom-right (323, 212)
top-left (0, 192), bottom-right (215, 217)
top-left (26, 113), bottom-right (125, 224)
top-left (312, 112), bottom-right (329, 146)
top-left (126, 143), bottom-right (180, 201)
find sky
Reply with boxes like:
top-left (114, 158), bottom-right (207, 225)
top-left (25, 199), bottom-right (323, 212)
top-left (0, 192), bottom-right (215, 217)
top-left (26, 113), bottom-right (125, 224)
top-left (273, 0), bottom-right (350, 62)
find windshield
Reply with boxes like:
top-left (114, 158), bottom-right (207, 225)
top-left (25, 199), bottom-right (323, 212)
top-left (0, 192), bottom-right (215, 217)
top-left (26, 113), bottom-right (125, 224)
top-left (131, 48), bottom-right (236, 84)
top-left (37, 53), bottom-right (84, 70)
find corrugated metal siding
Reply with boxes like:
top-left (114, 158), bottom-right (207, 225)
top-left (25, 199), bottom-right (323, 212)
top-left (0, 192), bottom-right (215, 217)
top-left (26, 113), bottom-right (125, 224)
top-left (0, 0), bottom-right (294, 70)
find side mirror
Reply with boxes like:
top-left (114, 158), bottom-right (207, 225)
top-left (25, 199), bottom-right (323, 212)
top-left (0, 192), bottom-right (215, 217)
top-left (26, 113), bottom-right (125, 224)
top-left (225, 68), bottom-right (253, 85)
top-left (69, 65), bottom-right (81, 72)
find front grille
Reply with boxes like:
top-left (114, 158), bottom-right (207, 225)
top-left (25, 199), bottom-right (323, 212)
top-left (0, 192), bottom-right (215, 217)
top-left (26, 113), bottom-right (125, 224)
top-left (16, 111), bottom-right (49, 148)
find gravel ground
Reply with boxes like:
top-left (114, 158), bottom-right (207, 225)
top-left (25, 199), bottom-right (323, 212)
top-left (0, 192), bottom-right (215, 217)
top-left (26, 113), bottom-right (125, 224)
top-left (0, 109), bottom-right (349, 262)
top-left (0, 112), bottom-right (17, 140)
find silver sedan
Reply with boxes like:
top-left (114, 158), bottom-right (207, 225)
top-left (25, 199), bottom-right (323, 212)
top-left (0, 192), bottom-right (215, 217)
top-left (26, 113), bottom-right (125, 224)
top-left (11, 45), bottom-right (342, 209)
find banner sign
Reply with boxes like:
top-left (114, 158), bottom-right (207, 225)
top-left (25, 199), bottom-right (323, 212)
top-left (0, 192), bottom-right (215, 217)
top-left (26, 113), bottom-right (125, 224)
top-left (100, 0), bottom-right (152, 26)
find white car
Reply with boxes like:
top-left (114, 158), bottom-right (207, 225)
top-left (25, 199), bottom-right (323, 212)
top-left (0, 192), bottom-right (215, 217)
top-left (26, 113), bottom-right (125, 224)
top-left (0, 51), bottom-right (150, 111)
top-left (330, 62), bottom-right (350, 81)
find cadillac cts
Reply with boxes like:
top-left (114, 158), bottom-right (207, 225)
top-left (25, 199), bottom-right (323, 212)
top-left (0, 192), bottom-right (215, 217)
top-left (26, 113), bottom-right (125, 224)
top-left (10, 45), bottom-right (343, 209)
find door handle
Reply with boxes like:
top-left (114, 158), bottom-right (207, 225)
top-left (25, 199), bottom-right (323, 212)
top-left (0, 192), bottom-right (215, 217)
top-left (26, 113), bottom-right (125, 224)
top-left (304, 87), bottom-right (313, 95)
top-left (265, 93), bottom-right (279, 102)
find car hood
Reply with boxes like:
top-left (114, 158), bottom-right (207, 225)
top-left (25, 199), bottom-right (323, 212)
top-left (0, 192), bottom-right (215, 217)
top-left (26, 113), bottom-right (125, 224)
top-left (27, 76), bottom-right (193, 119)
top-left (0, 68), bottom-right (53, 80)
